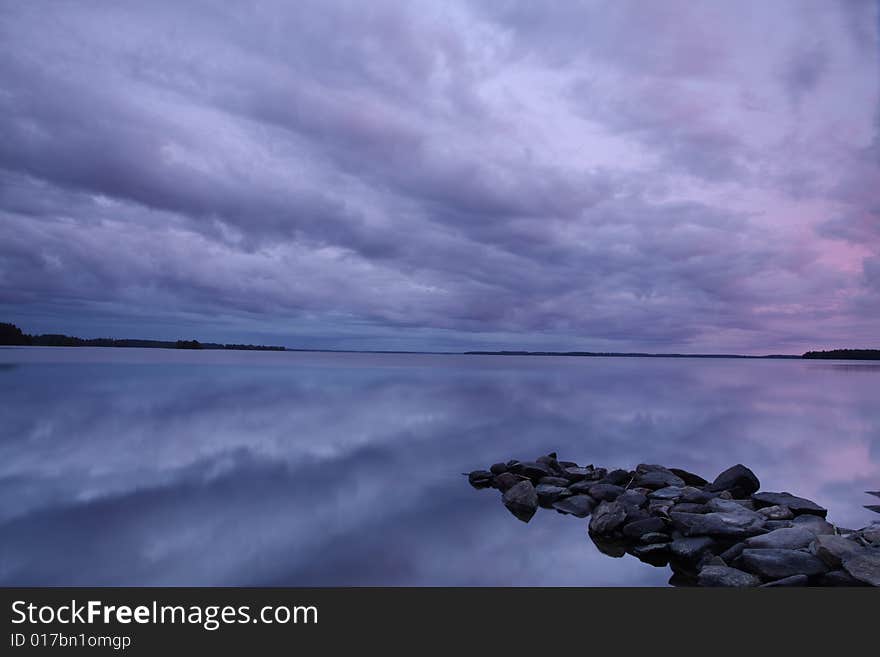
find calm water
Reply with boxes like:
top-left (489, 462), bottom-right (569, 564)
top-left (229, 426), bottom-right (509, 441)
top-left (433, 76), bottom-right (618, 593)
top-left (0, 347), bottom-right (878, 586)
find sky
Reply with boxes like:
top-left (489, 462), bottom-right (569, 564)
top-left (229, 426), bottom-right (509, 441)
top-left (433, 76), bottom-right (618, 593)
top-left (1, 0), bottom-right (878, 353)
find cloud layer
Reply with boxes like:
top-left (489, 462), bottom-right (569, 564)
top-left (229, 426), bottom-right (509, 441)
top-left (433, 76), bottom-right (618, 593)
top-left (1, 0), bottom-right (878, 352)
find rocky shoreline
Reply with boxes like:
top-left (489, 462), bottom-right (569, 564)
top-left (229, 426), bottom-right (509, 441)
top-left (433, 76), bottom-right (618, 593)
top-left (467, 454), bottom-right (880, 587)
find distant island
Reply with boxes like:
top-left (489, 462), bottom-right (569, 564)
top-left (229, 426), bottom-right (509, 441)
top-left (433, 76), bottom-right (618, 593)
top-left (463, 350), bottom-right (800, 359)
top-left (0, 322), bottom-right (286, 351)
top-left (802, 349), bottom-right (880, 360)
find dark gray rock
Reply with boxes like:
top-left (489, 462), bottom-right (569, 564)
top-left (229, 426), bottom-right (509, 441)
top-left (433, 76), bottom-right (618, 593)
top-left (624, 508), bottom-right (652, 524)
top-left (707, 464), bottom-right (760, 498)
top-left (669, 536), bottom-right (716, 561)
top-left (758, 504), bottom-right (794, 520)
top-left (648, 486), bottom-right (685, 501)
top-left (648, 500), bottom-right (674, 517)
top-left (562, 466), bottom-right (592, 482)
top-left (818, 569), bottom-right (869, 586)
top-left (632, 543), bottom-right (670, 565)
top-left (842, 551), bottom-right (880, 586)
top-left (510, 460), bottom-right (555, 480)
top-left (635, 463), bottom-right (669, 474)
top-left (493, 472), bottom-right (525, 492)
top-left (792, 514), bottom-right (835, 535)
top-left (811, 534), bottom-right (867, 568)
top-left (860, 524), bottom-right (880, 545)
top-left (744, 527), bottom-right (816, 550)
top-left (538, 476), bottom-right (571, 487)
top-left (589, 500), bottom-right (627, 534)
top-left (617, 490), bottom-right (648, 510)
top-left (731, 499), bottom-right (756, 511)
top-left (763, 520), bottom-right (794, 531)
top-left (502, 480), bottom-right (539, 522)
top-left (671, 498), bottom-right (766, 538)
top-left (719, 542), bottom-right (746, 563)
top-left (600, 469), bottom-right (632, 486)
top-left (467, 470), bottom-right (494, 488)
top-left (489, 462), bottom-right (508, 475)
top-left (622, 517), bottom-right (667, 539)
top-left (637, 470), bottom-right (686, 490)
top-left (698, 565), bottom-right (761, 587)
top-left (567, 480), bottom-right (594, 494)
top-left (752, 492), bottom-right (827, 517)
top-left (669, 467), bottom-right (708, 487)
top-left (671, 502), bottom-right (710, 514)
top-left (738, 548), bottom-right (828, 579)
top-left (535, 484), bottom-right (571, 506)
top-left (678, 486), bottom-right (716, 503)
top-left (759, 574), bottom-right (809, 587)
top-left (552, 494), bottom-right (596, 518)
top-left (640, 532), bottom-right (672, 544)
top-left (589, 483), bottom-right (625, 502)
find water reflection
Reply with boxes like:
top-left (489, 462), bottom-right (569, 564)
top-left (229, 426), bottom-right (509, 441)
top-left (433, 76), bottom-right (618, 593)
top-left (0, 348), bottom-right (877, 585)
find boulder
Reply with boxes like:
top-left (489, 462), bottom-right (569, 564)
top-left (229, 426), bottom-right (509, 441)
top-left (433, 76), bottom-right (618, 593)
top-left (489, 462), bottom-right (508, 475)
top-left (759, 574), bottom-right (809, 587)
top-left (670, 498), bottom-right (765, 538)
top-left (562, 466), bottom-right (592, 482)
top-left (589, 483), bottom-right (626, 502)
top-left (792, 514), bottom-right (835, 535)
top-left (567, 480), bottom-right (594, 494)
top-left (648, 486), bottom-right (685, 501)
top-left (678, 487), bottom-right (716, 503)
top-left (589, 500), bottom-right (627, 534)
top-left (640, 532), bottom-right (672, 544)
top-left (510, 461), bottom-right (555, 480)
top-left (738, 548), bottom-right (828, 579)
top-left (622, 517), bottom-right (668, 539)
top-left (616, 490), bottom-right (648, 510)
top-left (698, 565), bottom-right (761, 587)
top-left (669, 467), bottom-right (708, 487)
top-left (719, 542), bottom-right (746, 564)
top-left (707, 464), bottom-right (760, 498)
top-left (538, 476), bottom-right (572, 487)
top-left (763, 520), bottom-right (794, 531)
top-left (467, 470), bottom-right (494, 488)
top-left (818, 569), bottom-right (869, 586)
top-left (552, 494), bottom-right (596, 518)
top-left (810, 534), bottom-right (867, 568)
top-left (632, 543), bottom-right (670, 565)
top-left (752, 492), bottom-right (827, 517)
top-left (758, 505), bottom-right (794, 520)
top-left (502, 480), bottom-right (539, 522)
top-left (600, 469), bottom-right (632, 486)
top-left (842, 551), bottom-right (880, 586)
top-left (637, 470), bottom-right (686, 490)
top-left (744, 527), bottom-right (815, 550)
top-left (669, 536), bottom-right (716, 561)
top-left (671, 503), bottom-right (710, 514)
top-left (493, 472), bottom-right (525, 492)
top-left (535, 484), bottom-right (571, 506)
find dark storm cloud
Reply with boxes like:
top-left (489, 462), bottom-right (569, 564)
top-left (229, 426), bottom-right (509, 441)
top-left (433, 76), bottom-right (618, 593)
top-left (0, 0), bottom-right (878, 351)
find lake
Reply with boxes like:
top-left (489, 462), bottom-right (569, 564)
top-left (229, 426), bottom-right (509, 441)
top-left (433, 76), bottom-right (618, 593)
top-left (1, 347), bottom-right (878, 586)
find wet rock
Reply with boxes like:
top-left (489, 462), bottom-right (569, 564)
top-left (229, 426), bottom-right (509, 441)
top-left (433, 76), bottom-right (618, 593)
top-left (792, 514), bottom-right (835, 535)
top-left (510, 461), bottom-right (555, 480)
top-left (623, 517), bottom-right (668, 539)
top-left (502, 480), bottom-right (539, 522)
top-left (637, 470), bottom-right (686, 490)
top-left (760, 574), bottom-right (809, 587)
top-left (698, 565), bottom-right (761, 587)
top-left (752, 492), bottom-right (827, 517)
top-left (493, 472), bottom-right (525, 492)
top-left (589, 483), bottom-right (626, 502)
top-left (589, 500), bottom-right (627, 534)
top-left (842, 551), bottom-right (880, 586)
top-left (648, 486), bottom-right (685, 501)
top-left (489, 462), bottom-right (508, 475)
top-left (535, 484), bottom-right (571, 506)
top-left (669, 467), bottom-right (708, 487)
top-left (738, 548), bottom-right (828, 579)
top-left (707, 464), bottom-right (760, 498)
top-left (538, 476), bottom-right (572, 487)
top-left (552, 494), bottom-right (596, 518)
top-left (810, 534), bottom-right (867, 568)
top-left (467, 470), bottom-right (494, 488)
top-left (671, 498), bottom-right (765, 538)
top-left (669, 536), bottom-right (716, 561)
top-left (758, 505), bottom-right (794, 520)
top-left (744, 527), bottom-right (816, 550)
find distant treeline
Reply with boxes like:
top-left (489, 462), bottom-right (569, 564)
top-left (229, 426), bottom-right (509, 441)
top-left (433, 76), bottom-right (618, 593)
top-left (464, 350), bottom-right (798, 359)
top-left (0, 322), bottom-right (286, 351)
top-left (802, 349), bottom-right (880, 360)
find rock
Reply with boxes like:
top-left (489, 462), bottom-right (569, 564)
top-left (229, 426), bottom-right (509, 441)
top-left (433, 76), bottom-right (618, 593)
top-left (535, 484), bottom-right (571, 506)
top-left (752, 492), bottom-right (827, 517)
top-left (617, 490), bottom-right (648, 509)
top-left (589, 500), bottom-right (627, 534)
top-left (698, 565), bottom-right (761, 587)
top-left (669, 467), bottom-right (708, 487)
top-left (731, 499), bottom-right (756, 511)
top-left (552, 494), bottom-right (596, 518)
top-left (632, 543), bottom-right (670, 565)
top-left (738, 548), bottom-right (828, 579)
top-left (860, 524), bottom-right (880, 545)
top-left (744, 527), bottom-right (816, 550)
top-left (763, 520), bottom-right (794, 530)
top-left (678, 487), bottom-right (716, 503)
top-left (759, 574), bottom-right (809, 587)
top-left (671, 503), bottom-right (709, 514)
top-left (489, 462), bottom-right (508, 475)
top-left (640, 532), bottom-right (672, 544)
top-left (567, 480), bottom-right (594, 494)
top-left (635, 463), bottom-right (669, 474)
top-left (648, 500), bottom-right (674, 517)
top-left (493, 472), bottom-right (525, 492)
top-left (622, 517), bottom-right (667, 539)
top-left (589, 483), bottom-right (625, 502)
top-left (842, 551), bottom-right (880, 586)
top-left (467, 470), bottom-right (494, 488)
top-left (669, 536), bottom-right (716, 561)
top-left (637, 470), bottom-right (686, 490)
top-left (510, 460), bottom-right (555, 480)
top-left (707, 464), bottom-right (760, 498)
top-left (818, 569), bottom-right (869, 586)
top-left (600, 469), bottom-right (632, 486)
top-left (538, 476), bottom-right (571, 487)
top-left (758, 505), bottom-right (794, 520)
top-left (671, 498), bottom-right (766, 538)
top-left (864, 505), bottom-right (880, 514)
top-left (792, 514), bottom-right (835, 535)
top-left (810, 534), bottom-right (867, 568)
top-left (502, 480), bottom-right (539, 522)
top-left (648, 486), bottom-right (685, 501)
top-left (562, 466), bottom-right (592, 482)
top-left (719, 542), bottom-right (746, 564)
